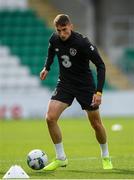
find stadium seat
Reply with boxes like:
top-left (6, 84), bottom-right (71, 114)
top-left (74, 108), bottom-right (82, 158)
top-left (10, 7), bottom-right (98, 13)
top-left (119, 48), bottom-right (134, 73)
top-left (0, 0), bottom-right (28, 10)
top-left (0, 10), bottom-right (112, 90)
top-left (0, 45), bottom-right (42, 91)
top-left (0, 10), bottom-right (58, 89)
top-left (0, 46), bottom-right (10, 56)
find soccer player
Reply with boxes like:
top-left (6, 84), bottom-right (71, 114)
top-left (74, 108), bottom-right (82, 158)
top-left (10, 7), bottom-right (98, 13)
top-left (40, 14), bottom-right (113, 170)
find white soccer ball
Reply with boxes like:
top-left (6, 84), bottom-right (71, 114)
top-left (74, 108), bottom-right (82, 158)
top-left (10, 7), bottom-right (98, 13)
top-left (27, 149), bottom-right (48, 170)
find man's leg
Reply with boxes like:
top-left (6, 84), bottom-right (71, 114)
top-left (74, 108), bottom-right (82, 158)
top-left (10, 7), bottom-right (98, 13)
top-left (86, 109), bottom-right (113, 169)
top-left (43, 100), bottom-right (69, 171)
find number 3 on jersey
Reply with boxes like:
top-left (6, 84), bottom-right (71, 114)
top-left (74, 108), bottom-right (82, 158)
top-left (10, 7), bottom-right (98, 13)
top-left (61, 55), bottom-right (72, 68)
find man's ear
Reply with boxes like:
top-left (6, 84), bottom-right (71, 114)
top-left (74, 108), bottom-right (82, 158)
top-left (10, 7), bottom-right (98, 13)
top-left (70, 23), bottom-right (73, 30)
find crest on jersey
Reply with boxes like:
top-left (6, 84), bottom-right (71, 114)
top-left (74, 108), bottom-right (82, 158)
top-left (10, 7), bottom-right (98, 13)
top-left (70, 48), bottom-right (77, 56)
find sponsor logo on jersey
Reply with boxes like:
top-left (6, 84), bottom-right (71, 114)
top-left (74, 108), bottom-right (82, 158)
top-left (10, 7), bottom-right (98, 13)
top-left (70, 48), bottom-right (77, 56)
top-left (90, 45), bottom-right (94, 51)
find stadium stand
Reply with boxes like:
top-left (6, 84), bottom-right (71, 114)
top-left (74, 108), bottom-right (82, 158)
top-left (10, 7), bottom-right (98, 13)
top-left (0, 9), bottom-right (59, 90)
top-left (1, 0), bottom-right (132, 92)
top-left (100, 50), bottom-right (133, 90)
top-left (0, 0), bottom-right (133, 119)
top-left (28, 0), bottom-right (59, 28)
top-left (0, 0), bottom-right (28, 10)
top-left (28, 0), bottom-right (133, 90)
top-left (0, 7), bottom-right (113, 91)
top-left (0, 45), bottom-right (41, 91)
top-left (119, 48), bottom-right (134, 74)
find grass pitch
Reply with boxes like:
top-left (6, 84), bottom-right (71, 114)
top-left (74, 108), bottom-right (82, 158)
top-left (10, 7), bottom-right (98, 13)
top-left (0, 117), bottom-right (134, 179)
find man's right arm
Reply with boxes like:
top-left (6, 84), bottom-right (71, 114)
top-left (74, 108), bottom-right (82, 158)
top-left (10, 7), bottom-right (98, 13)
top-left (40, 41), bottom-right (55, 80)
top-left (44, 42), bottom-right (56, 71)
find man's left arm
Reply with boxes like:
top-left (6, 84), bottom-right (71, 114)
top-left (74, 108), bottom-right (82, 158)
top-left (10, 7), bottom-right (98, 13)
top-left (83, 38), bottom-right (106, 93)
top-left (90, 46), bottom-right (106, 94)
top-left (82, 38), bottom-right (106, 107)
top-left (90, 48), bottom-right (105, 107)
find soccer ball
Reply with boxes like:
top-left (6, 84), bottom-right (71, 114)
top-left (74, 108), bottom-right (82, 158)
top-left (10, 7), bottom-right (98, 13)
top-left (27, 149), bottom-right (48, 170)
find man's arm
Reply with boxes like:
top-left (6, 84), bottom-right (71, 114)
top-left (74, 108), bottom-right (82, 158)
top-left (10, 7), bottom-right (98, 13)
top-left (90, 47), bottom-right (106, 93)
top-left (82, 38), bottom-right (106, 107)
top-left (83, 38), bottom-right (106, 93)
top-left (44, 42), bottom-right (56, 71)
top-left (89, 46), bottom-right (105, 107)
top-left (40, 42), bottom-right (55, 80)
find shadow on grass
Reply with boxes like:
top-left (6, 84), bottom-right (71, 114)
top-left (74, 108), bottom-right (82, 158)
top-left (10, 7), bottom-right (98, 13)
top-left (1, 168), bottom-right (134, 179)
top-left (28, 170), bottom-right (56, 178)
top-left (29, 167), bottom-right (134, 174)
top-left (112, 168), bottom-right (134, 175)
top-left (0, 172), bottom-right (4, 176)
top-left (59, 168), bottom-right (134, 176)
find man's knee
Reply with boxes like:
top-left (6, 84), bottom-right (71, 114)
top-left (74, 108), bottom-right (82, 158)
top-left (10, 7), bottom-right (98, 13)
top-left (45, 112), bottom-right (57, 125)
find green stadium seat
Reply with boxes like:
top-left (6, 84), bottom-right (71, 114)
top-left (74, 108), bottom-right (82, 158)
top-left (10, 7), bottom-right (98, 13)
top-left (0, 10), bottom-right (112, 90)
top-left (119, 48), bottom-right (134, 73)
top-left (0, 10), bottom-right (58, 89)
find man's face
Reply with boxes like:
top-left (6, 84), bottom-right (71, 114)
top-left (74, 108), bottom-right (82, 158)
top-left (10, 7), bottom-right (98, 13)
top-left (55, 24), bottom-right (73, 41)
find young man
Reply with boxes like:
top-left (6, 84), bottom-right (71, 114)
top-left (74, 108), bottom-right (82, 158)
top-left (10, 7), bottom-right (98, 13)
top-left (40, 14), bottom-right (113, 170)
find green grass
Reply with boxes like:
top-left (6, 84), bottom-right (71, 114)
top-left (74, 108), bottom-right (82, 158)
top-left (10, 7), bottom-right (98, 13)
top-left (0, 117), bottom-right (134, 179)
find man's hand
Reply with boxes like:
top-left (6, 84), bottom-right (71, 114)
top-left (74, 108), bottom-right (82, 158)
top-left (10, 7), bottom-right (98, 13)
top-left (91, 93), bottom-right (102, 107)
top-left (40, 68), bottom-right (48, 80)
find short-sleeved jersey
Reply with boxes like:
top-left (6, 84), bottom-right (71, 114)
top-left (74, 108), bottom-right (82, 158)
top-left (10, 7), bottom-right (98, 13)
top-left (44, 31), bottom-right (105, 92)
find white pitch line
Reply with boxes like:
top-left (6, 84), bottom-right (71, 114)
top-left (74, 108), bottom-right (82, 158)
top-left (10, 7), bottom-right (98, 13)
top-left (70, 154), bottom-right (134, 161)
top-left (0, 155), bottom-right (134, 163)
top-left (69, 157), bottom-right (97, 161)
top-left (0, 157), bottom-right (97, 163)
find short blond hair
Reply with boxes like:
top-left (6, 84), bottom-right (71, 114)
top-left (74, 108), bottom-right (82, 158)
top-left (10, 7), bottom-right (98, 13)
top-left (54, 14), bottom-right (71, 27)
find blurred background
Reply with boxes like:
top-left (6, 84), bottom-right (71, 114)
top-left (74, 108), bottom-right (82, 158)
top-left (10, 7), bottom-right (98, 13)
top-left (0, 0), bottom-right (134, 119)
